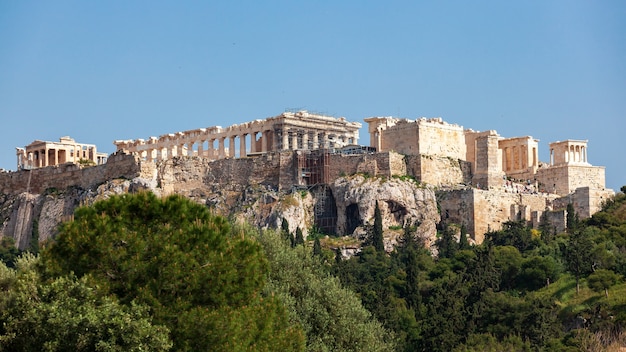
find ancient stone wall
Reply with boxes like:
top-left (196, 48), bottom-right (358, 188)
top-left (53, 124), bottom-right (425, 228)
top-left (405, 155), bottom-right (472, 187)
top-left (416, 119), bottom-right (466, 159)
top-left (0, 152), bottom-right (142, 196)
top-left (326, 152), bottom-right (407, 180)
top-left (380, 120), bottom-right (419, 155)
top-left (437, 188), bottom-right (559, 243)
top-left (470, 131), bottom-right (505, 189)
top-left (535, 164), bottom-right (607, 196)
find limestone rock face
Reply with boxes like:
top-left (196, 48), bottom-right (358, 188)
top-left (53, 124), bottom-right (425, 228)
top-left (0, 157), bottom-right (440, 252)
top-left (331, 175), bottom-right (440, 249)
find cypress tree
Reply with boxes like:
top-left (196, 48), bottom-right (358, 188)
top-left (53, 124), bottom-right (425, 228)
top-left (459, 224), bottom-right (470, 250)
top-left (280, 218), bottom-right (291, 243)
top-left (313, 237), bottom-right (322, 257)
top-left (373, 201), bottom-right (384, 252)
top-left (295, 227), bottom-right (304, 246)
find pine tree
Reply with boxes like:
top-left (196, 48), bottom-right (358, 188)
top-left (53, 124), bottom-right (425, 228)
top-left (373, 201), bottom-right (384, 252)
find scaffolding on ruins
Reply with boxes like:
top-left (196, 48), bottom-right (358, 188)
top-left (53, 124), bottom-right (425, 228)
top-left (296, 149), bottom-right (337, 235)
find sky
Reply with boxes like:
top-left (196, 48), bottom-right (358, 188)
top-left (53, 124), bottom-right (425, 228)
top-left (1, 1), bottom-right (624, 191)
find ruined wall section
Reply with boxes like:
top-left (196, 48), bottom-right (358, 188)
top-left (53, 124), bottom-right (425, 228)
top-left (535, 164), bottom-right (606, 196)
top-left (406, 155), bottom-right (472, 187)
top-left (327, 152), bottom-right (407, 180)
top-left (0, 153), bottom-right (142, 196)
top-left (416, 118), bottom-right (466, 159)
top-left (438, 188), bottom-right (559, 243)
top-left (468, 131), bottom-right (504, 189)
top-left (551, 186), bottom-right (615, 219)
top-left (379, 120), bottom-right (419, 155)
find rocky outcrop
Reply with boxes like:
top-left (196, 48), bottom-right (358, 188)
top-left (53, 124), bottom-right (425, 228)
top-left (0, 156), bottom-right (442, 252)
top-left (331, 175), bottom-right (440, 249)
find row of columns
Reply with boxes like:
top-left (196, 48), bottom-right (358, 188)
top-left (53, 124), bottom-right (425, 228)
top-left (502, 145), bottom-right (537, 172)
top-left (134, 130), bottom-right (271, 162)
top-left (17, 145), bottom-right (107, 169)
top-left (550, 142), bottom-right (588, 166)
top-left (119, 128), bottom-right (357, 163)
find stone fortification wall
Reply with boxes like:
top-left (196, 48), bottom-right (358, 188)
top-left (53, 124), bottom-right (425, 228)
top-left (405, 155), bottom-right (472, 187)
top-left (327, 152), bottom-right (407, 180)
top-left (0, 153), bottom-right (141, 196)
top-left (551, 187), bottom-right (615, 219)
top-left (531, 209), bottom-right (566, 235)
top-left (155, 152), bottom-right (295, 196)
top-left (375, 118), bottom-right (466, 159)
top-left (416, 118), bottom-right (466, 159)
top-left (380, 120), bottom-right (419, 155)
top-left (535, 164), bottom-right (606, 196)
top-left (438, 188), bottom-right (559, 243)
top-left (469, 131), bottom-right (505, 189)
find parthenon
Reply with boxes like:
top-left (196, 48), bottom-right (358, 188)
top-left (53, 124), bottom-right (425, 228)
top-left (113, 111), bottom-right (362, 161)
top-left (16, 136), bottom-right (108, 170)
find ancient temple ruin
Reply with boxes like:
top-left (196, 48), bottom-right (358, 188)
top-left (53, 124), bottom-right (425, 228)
top-left (7, 111), bottom-right (615, 245)
top-left (113, 111), bottom-right (361, 162)
top-left (364, 116), bottom-right (613, 241)
top-left (16, 136), bottom-right (108, 170)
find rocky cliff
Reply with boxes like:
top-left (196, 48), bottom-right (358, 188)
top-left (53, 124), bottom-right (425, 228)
top-left (0, 156), bottom-right (441, 252)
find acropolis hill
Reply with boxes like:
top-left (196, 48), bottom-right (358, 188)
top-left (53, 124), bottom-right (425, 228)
top-left (1, 110), bottom-right (614, 250)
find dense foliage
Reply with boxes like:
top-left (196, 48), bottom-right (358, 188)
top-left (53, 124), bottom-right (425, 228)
top-left (40, 192), bottom-right (303, 351)
top-left (334, 187), bottom-right (626, 351)
top-left (0, 186), bottom-right (625, 351)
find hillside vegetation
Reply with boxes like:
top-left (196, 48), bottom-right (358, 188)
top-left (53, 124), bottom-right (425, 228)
top-left (0, 187), bottom-right (624, 351)
top-left (332, 187), bottom-right (626, 351)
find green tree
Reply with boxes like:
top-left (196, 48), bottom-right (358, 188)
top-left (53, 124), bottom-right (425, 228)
top-left (41, 192), bottom-right (303, 351)
top-left (0, 237), bottom-right (20, 268)
top-left (295, 227), bottom-right (304, 246)
top-left (257, 228), bottom-right (395, 352)
top-left (587, 269), bottom-right (621, 298)
top-left (518, 255), bottom-right (561, 290)
top-left (281, 218), bottom-right (294, 245)
top-left (566, 203), bottom-right (579, 233)
top-left (459, 224), bottom-right (470, 250)
top-left (493, 245), bottom-right (522, 291)
top-left (373, 201), bottom-right (385, 251)
top-left (0, 254), bottom-right (172, 352)
top-left (437, 225), bottom-right (458, 259)
top-left (566, 228), bottom-right (594, 294)
top-left (312, 236), bottom-right (322, 257)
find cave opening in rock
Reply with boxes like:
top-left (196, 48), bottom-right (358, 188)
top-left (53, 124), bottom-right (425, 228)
top-left (345, 203), bottom-right (362, 235)
top-left (385, 200), bottom-right (408, 224)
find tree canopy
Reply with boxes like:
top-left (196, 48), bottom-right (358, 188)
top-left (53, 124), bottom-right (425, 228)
top-left (41, 192), bottom-right (303, 351)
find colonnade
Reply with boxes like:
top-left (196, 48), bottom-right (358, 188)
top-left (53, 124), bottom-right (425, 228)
top-left (114, 111), bottom-right (361, 162)
top-left (500, 137), bottom-right (539, 173)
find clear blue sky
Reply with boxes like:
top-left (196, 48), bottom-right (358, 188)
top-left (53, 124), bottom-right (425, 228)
top-left (1, 1), bottom-right (624, 191)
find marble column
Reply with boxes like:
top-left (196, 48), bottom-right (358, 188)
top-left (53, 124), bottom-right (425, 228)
top-left (291, 130), bottom-right (299, 150)
top-left (302, 131), bottom-right (309, 150)
top-left (229, 136), bottom-right (236, 157)
top-left (240, 134), bottom-right (247, 158)
top-left (282, 130), bottom-right (289, 150)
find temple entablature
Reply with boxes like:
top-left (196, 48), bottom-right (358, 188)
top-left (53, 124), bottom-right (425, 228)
top-left (114, 111), bottom-right (361, 162)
